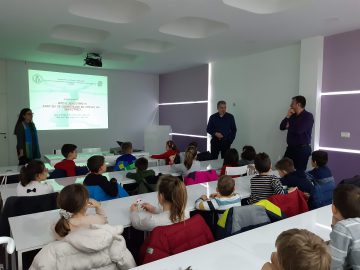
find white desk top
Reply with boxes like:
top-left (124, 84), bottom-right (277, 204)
top-left (0, 159), bottom-right (223, 202)
top-left (0, 171), bottom-right (136, 203)
top-left (0, 166), bottom-right (23, 177)
top-left (44, 151), bottom-right (150, 166)
top-left (131, 206), bottom-right (332, 270)
top-left (8, 173), bottom-right (250, 252)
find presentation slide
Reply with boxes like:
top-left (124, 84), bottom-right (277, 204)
top-left (29, 69), bottom-right (108, 130)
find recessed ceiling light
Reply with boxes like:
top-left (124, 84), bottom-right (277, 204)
top-left (69, 0), bottom-right (150, 23)
top-left (222, 0), bottom-right (310, 14)
top-left (38, 43), bottom-right (84, 55)
top-left (159, 17), bottom-right (229, 39)
top-left (124, 39), bottom-right (175, 53)
top-left (51, 24), bottom-right (110, 43)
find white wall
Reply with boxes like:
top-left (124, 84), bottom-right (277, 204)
top-left (210, 44), bottom-right (301, 163)
top-left (299, 36), bottom-right (324, 151)
top-left (2, 60), bottom-right (159, 165)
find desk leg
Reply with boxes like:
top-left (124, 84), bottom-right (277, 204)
top-left (10, 251), bottom-right (16, 270)
top-left (17, 251), bottom-right (23, 270)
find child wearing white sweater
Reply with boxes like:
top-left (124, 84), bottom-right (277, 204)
top-left (130, 175), bottom-right (189, 231)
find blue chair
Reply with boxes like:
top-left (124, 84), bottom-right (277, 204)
top-left (86, 184), bottom-right (129, 201)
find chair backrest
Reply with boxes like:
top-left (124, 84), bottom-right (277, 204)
top-left (196, 151), bottom-right (212, 161)
top-left (86, 184), bottom-right (128, 202)
top-left (339, 175), bottom-right (360, 187)
top-left (0, 192), bottom-right (58, 236)
top-left (0, 237), bottom-right (15, 254)
top-left (216, 205), bottom-right (271, 240)
top-left (48, 169), bottom-right (67, 179)
top-left (82, 148), bottom-right (102, 153)
top-left (183, 169), bottom-right (218, 186)
top-left (75, 166), bottom-right (89, 176)
top-left (225, 165), bottom-right (248, 176)
top-left (140, 214), bottom-right (214, 264)
top-left (268, 189), bottom-right (309, 217)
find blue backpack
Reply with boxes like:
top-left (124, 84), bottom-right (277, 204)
top-left (309, 180), bottom-right (335, 210)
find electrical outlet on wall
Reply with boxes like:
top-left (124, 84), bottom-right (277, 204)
top-left (340, 131), bottom-right (351, 139)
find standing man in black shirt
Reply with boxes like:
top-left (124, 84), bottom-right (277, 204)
top-left (207, 101), bottom-right (237, 159)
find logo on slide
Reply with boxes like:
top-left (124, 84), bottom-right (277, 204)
top-left (97, 81), bottom-right (103, 87)
top-left (32, 74), bottom-right (44, 84)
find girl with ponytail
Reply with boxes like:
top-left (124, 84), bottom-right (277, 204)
top-left (130, 175), bottom-right (188, 231)
top-left (174, 146), bottom-right (201, 176)
top-left (54, 184), bottom-right (107, 238)
top-left (17, 160), bottom-right (53, 196)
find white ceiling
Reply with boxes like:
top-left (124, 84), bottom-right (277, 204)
top-left (0, 0), bottom-right (360, 74)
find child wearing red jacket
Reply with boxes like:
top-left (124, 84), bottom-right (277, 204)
top-left (150, 140), bottom-right (179, 165)
top-left (54, 144), bottom-right (78, 176)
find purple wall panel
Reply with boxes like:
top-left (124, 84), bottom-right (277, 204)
top-left (322, 150), bottom-right (360, 184)
top-left (159, 64), bottom-right (208, 103)
top-left (172, 135), bottom-right (207, 152)
top-left (323, 29), bottom-right (360, 92)
top-left (159, 103), bottom-right (207, 135)
top-left (320, 94), bottom-right (360, 149)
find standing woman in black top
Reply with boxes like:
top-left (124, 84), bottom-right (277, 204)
top-left (14, 108), bottom-right (41, 165)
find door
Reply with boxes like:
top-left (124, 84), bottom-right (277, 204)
top-left (0, 93), bottom-right (9, 166)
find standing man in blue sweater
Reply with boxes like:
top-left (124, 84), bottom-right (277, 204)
top-left (207, 101), bottom-right (237, 159)
top-left (280, 95), bottom-right (314, 171)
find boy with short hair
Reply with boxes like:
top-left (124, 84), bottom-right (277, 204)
top-left (114, 142), bottom-right (136, 171)
top-left (195, 175), bottom-right (241, 210)
top-left (249, 153), bottom-right (286, 204)
top-left (329, 184), bottom-right (360, 269)
top-left (54, 144), bottom-right (78, 176)
top-left (275, 157), bottom-right (314, 194)
top-left (306, 150), bottom-right (335, 184)
top-left (84, 155), bottom-right (120, 197)
top-left (262, 228), bottom-right (331, 270)
top-left (126, 157), bottom-right (156, 194)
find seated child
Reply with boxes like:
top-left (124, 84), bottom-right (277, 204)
top-left (114, 142), bottom-right (136, 171)
top-left (126, 157), bottom-right (156, 194)
top-left (83, 155), bottom-right (120, 197)
top-left (195, 175), bottom-right (241, 211)
top-left (174, 146), bottom-right (201, 176)
top-left (275, 157), bottom-right (314, 194)
top-left (249, 153), bottom-right (286, 204)
top-left (306, 150), bottom-right (335, 184)
top-left (261, 228), bottom-right (330, 270)
top-left (54, 184), bottom-right (107, 238)
top-left (150, 140), bottom-right (180, 165)
top-left (130, 175), bottom-right (188, 231)
top-left (17, 160), bottom-right (54, 196)
top-left (238, 145), bottom-right (256, 166)
top-left (329, 184), bottom-right (360, 269)
top-left (54, 144), bottom-right (78, 176)
top-left (220, 148), bottom-right (240, 176)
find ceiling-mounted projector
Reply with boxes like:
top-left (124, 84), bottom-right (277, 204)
top-left (84, 53), bottom-right (102, 67)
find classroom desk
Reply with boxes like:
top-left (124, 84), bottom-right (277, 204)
top-left (0, 159), bottom-right (224, 203)
top-left (8, 173), bottom-right (249, 270)
top-left (0, 170), bottom-right (137, 204)
top-left (44, 151), bottom-right (150, 166)
top-left (0, 166), bottom-right (23, 186)
top-left (131, 205), bottom-right (332, 270)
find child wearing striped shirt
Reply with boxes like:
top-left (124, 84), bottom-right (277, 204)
top-left (330, 184), bottom-right (360, 270)
top-left (249, 153), bottom-right (286, 204)
top-left (195, 175), bottom-right (241, 211)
